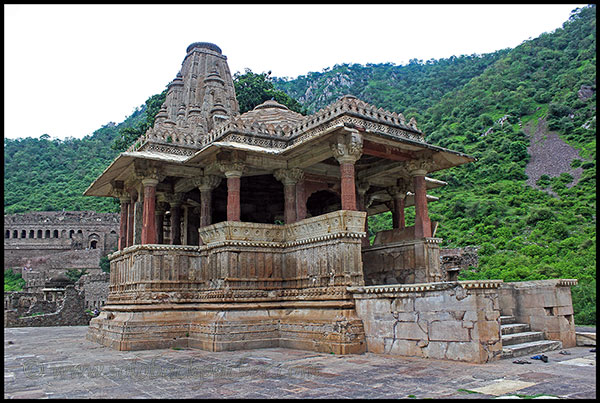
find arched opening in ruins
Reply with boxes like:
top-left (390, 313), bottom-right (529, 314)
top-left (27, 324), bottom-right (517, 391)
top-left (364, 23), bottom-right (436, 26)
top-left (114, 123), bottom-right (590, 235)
top-left (29, 230), bottom-right (34, 238)
top-left (5, 230), bottom-right (10, 239)
top-left (69, 230), bottom-right (74, 238)
top-left (37, 229), bottom-right (42, 238)
top-left (13, 230), bottom-right (18, 238)
top-left (53, 229), bottom-right (59, 238)
top-left (90, 240), bottom-right (98, 249)
top-left (45, 230), bottom-right (50, 238)
top-left (21, 230), bottom-right (26, 238)
top-left (306, 190), bottom-right (341, 218)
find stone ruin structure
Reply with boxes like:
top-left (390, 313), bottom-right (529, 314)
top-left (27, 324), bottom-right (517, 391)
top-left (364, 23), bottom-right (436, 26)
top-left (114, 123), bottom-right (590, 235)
top-left (4, 273), bottom-right (91, 328)
top-left (83, 42), bottom-right (577, 363)
top-left (4, 211), bottom-right (119, 281)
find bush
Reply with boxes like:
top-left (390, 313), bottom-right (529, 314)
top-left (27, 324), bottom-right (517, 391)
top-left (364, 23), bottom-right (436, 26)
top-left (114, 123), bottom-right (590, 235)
top-left (4, 269), bottom-right (26, 292)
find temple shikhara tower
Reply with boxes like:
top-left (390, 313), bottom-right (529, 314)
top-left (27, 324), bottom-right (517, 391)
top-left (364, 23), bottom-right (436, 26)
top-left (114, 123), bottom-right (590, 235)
top-left (85, 43), bottom-right (577, 363)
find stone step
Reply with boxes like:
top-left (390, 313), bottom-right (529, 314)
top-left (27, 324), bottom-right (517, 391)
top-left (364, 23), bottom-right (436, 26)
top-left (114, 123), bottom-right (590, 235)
top-left (501, 323), bottom-right (530, 335)
top-left (502, 331), bottom-right (545, 346)
top-left (502, 339), bottom-right (563, 359)
top-left (500, 315), bottom-right (516, 325)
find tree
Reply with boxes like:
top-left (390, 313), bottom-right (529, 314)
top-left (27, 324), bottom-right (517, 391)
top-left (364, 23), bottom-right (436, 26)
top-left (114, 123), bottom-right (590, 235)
top-left (234, 69), bottom-right (305, 114)
top-left (111, 89), bottom-right (168, 152)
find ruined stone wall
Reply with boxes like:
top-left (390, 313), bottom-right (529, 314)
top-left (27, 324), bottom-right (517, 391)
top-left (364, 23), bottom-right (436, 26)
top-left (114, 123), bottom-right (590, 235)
top-left (350, 280), bottom-right (504, 363)
top-left (439, 247), bottom-right (479, 271)
top-left (4, 286), bottom-right (91, 328)
top-left (76, 272), bottom-right (110, 309)
top-left (498, 279), bottom-right (577, 348)
top-left (4, 211), bottom-right (119, 271)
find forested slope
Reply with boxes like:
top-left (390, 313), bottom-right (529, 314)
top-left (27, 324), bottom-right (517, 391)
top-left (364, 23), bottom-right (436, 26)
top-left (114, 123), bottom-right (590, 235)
top-left (4, 6), bottom-right (595, 323)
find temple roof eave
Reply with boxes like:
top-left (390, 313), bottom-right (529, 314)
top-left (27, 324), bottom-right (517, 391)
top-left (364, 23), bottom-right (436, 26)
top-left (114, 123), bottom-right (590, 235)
top-left (83, 150), bottom-right (190, 197)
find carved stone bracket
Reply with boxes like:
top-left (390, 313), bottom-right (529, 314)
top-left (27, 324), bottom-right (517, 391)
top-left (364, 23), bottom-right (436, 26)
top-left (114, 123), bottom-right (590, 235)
top-left (387, 178), bottom-right (410, 200)
top-left (274, 168), bottom-right (304, 185)
top-left (194, 175), bottom-right (222, 191)
top-left (356, 180), bottom-right (370, 196)
top-left (331, 131), bottom-right (363, 164)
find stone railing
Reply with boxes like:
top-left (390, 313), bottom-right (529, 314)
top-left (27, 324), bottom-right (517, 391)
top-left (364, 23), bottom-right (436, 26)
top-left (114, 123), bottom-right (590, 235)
top-left (349, 280), bottom-right (504, 363)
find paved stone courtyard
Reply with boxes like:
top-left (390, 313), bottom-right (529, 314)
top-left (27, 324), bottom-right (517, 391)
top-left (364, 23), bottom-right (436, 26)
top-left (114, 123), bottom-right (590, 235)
top-left (4, 326), bottom-right (596, 399)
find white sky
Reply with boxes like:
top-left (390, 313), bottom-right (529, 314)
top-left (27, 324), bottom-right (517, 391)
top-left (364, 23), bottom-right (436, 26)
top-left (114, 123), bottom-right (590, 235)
top-left (4, 4), bottom-right (587, 140)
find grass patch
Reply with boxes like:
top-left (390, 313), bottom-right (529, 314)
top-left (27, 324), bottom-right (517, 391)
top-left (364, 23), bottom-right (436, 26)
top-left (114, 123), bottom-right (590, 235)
top-left (457, 388), bottom-right (481, 394)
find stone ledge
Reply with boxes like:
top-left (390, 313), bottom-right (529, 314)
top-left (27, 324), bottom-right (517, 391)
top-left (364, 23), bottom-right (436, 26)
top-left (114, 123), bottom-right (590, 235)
top-left (109, 244), bottom-right (201, 259)
top-left (348, 280), bottom-right (503, 296)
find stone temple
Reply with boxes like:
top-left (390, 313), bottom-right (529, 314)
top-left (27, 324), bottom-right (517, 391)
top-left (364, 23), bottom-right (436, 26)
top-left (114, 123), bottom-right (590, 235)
top-left (84, 42), bottom-right (577, 363)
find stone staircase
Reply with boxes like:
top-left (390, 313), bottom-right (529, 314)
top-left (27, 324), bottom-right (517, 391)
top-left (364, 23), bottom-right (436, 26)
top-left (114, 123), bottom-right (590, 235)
top-left (500, 315), bottom-right (562, 359)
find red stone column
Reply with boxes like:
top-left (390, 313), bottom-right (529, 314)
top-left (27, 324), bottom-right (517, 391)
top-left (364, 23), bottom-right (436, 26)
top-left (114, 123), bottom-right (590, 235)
top-left (283, 182), bottom-right (297, 224)
top-left (393, 197), bottom-right (406, 230)
top-left (332, 131), bottom-right (362, 212)
top-left (141, 178), bottom-right (159, 244)
top-left (340, 162), bottom-right (358, 211)
top-left (196, 175), bottom-right (221, 229)
top-left (357, 181), bottom-right (370, 247)
top-left (127, 189), bottom-right (136, 247)
top-left (296, 180), bottom-right (307, 221)
top-left (169, 199), bottom-right (182, 245)
top-left (220, 163), bottom-right (244, 222)
top-left (118, 197), bottom-right (129, 250)
top-left (413, 174), bottom-right (431, 238)
top-left (274, 168), bottom-right (303, 224)
top-left (155, 207), bottom-right (165, 244)
top-left (226, 175), bottom-right (241, 222)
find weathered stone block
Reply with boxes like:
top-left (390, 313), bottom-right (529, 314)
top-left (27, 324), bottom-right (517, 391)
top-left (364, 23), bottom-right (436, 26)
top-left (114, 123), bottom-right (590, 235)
top-left (395, 322), bottom-right (428, 340)
top-left (430, 321), bottom-right (470, 342)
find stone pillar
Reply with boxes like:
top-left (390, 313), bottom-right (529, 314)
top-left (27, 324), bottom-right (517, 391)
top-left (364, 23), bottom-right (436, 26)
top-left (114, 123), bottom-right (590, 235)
top-left (118, 196), bottom-right (130, 250)
top-left (407, 159), bottom-right (433, 238)
top-left (296, 179), bottom-right (307, 221)
top-left (126, 189), bottom-right (137, 247)
top-left (141, 178), bottom-right (159, 244)
top-left (356, 180), bottom-right (370, 247)
top-left (195, 175), bottom-right (222, 228)
top-left (133, 199), bottom-right (143, 245)
top-left (388, 178), bottom-right (409, 230)
top-left (168, 193), bottom-right (183, 245)
top-left (331, 131), bottom-right (363, 211)
top-left (155, 203), bottom-right (166, 244)
top-left (219, 162), bottom-right (244, 222)
top-left (274, 168), bottom-right (304, 224)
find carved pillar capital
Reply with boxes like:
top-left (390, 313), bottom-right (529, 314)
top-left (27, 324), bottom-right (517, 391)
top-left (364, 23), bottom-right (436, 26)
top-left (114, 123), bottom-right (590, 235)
top-left (331, 131), bottom-right (363, 164)
top-left (218, 161), bottom-right (245, 178)
top-left (274, 168), bottom-right (304, 186)
top-left (194, 175), bottom-right (222, 192)
top-left (406, 158), bottom-right (434, 176)
top-left (165, 192), bottom-right (185, 207)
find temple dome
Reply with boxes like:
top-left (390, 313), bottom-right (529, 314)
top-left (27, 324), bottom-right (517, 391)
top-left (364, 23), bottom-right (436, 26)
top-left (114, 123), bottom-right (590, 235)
top-left (186, 42), bottom-right (222, 54)
top-left (239, 99), bottom-right (305, 128)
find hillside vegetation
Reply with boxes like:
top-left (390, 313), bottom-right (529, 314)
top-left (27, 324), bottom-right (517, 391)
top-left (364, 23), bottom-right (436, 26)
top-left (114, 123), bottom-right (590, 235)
top-left (4, 6), bottom-right (595, 324)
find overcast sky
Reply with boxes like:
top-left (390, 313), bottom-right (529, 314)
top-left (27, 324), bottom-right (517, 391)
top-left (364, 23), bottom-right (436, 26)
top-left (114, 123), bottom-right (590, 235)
top-left (4, 4), bottom-right (587, 140)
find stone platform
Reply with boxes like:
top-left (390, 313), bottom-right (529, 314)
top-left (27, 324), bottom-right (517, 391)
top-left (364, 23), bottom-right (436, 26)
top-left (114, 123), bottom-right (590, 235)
top-left (4, 326), bottom-right (596, 399)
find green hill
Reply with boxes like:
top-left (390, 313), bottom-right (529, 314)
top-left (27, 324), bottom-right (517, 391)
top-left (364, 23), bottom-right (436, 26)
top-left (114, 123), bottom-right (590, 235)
top-left (3, 5), bottom-right (595, 324)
